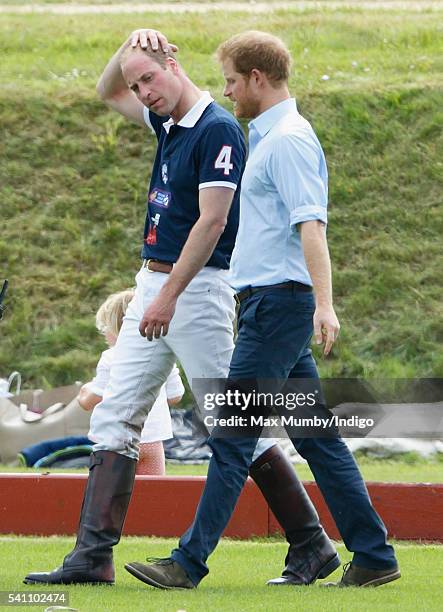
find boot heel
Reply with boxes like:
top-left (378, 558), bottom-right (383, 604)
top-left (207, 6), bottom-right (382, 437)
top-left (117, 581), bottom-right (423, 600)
top-left (317, 555), bottom-right (341, 579)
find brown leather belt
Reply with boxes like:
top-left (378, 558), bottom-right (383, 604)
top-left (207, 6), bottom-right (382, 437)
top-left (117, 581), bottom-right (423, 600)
top-left (143, 259), bottom-right (174, 274)
top-left (235, 281), bottom-right (312, 304)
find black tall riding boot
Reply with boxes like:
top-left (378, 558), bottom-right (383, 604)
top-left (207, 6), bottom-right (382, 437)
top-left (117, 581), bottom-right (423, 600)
top-left (24, 450), bottom-right (136, 585)
top-left (249, 444), bottom-right (340, 585)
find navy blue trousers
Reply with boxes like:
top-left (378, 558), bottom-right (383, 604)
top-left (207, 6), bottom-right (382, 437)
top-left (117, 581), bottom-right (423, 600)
top-left (171, 289), bottom-right (397, 584)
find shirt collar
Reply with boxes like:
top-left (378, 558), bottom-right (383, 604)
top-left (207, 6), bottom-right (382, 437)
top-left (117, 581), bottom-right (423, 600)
top-left (162, 91), bottom-right (214, 134)
top-left (248, 98), bottom-right (298, 138)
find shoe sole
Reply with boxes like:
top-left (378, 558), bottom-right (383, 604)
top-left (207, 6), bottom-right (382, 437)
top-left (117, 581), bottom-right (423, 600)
top-left (322, 569), bottom-right (402, 588)
top-left (317, 554), bottom-right (341, 579)
top-left (23, 578), bottom-right (114, 586)
top-left (359, 569), bottom-right (401, 588)
top-left (124, 563), bottom-right (192, 590)
top-left (267, 554), bottom-right (341, 586)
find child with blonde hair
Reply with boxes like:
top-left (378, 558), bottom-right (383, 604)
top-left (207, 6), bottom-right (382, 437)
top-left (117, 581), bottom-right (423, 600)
top-left (78, 289), bottom-right (184, 475)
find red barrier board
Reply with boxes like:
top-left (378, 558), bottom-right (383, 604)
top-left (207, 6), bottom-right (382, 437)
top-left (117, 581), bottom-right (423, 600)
top-left (0, 474), bottom-right (442, 541)
top-left (268, 482), bottom-right (443, 542)
top-left (0, 474), bottom-right (268, 538)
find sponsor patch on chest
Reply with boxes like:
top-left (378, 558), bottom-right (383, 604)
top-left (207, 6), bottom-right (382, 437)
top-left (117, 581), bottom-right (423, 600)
top-left (148, 188), bottom-right (171, 208)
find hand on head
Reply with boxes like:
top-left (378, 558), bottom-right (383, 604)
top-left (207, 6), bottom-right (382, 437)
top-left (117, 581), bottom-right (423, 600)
top-left (130, 29), bottom-right (178, 54)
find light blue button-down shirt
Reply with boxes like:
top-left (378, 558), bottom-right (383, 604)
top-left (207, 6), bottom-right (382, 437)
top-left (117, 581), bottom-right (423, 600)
top-left (229, 98), bottom-right (328, 292)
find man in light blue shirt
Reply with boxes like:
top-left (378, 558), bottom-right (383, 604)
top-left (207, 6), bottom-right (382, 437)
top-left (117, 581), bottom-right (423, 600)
top-left (229, 98), bottom-right (328, 293)
top-left (127, 31), bottom-right (400, 590)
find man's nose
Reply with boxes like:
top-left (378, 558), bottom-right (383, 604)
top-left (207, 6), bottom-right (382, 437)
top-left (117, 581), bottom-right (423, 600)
top-left (223, 84), bottom-right (231, 97)
top-left (139, 83), bottom-right (151, 101)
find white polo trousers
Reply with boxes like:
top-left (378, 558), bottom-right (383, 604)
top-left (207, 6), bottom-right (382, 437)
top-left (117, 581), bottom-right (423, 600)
top-left (89, 264), bottom-right (275, 461)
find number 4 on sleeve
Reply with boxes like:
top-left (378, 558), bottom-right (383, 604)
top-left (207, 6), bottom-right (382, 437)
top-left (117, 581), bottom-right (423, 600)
top-left (214, 145), bottom-right (234, 176)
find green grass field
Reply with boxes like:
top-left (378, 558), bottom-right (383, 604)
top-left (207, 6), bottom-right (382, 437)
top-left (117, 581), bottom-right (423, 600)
top-left (168, 455), bottom-right (443, 482)
top-left (0, 7), bottom-right (442, 392)
top-left (1, 537), bottom-right (442, 611)
top-left (1, 452), bottom-right (442, 482)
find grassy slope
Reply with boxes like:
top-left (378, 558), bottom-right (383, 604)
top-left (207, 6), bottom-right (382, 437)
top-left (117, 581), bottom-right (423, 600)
top-left (0, 10), bottom-right (442, 389)
top-left (1, 537), bottom-right (442, 611)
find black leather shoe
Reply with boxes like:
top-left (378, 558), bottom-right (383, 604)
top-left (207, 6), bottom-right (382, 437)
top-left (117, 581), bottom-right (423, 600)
top-left (322, 561), bottom-right (401, 587)
top-left (125, 558), bottom-right (195, 590)
top-left (23, 566), bottom-right (113, 585)
top-left (24, 451), bottom-right (136, 586)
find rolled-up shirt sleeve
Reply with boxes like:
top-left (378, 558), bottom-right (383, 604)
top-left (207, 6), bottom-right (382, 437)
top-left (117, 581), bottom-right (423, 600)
top-left (267, 132), bottom-right (328, 228)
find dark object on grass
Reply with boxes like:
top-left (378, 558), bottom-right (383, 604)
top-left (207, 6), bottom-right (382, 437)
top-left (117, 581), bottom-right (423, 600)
top-left (18, 435), bottom-right (93, 468)
top-left (0, 279), bottom-right (8, 320)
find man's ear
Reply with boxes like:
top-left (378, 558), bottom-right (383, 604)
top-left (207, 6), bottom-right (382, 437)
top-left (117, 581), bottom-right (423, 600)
top-left (166, 57), bottom-right (179, 74)
top-left (249, 68), bottom-right (265, 89)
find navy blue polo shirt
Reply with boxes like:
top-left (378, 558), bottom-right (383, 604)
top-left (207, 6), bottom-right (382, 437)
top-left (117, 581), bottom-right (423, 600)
top-left (141, 92), bottom-right (246, 269)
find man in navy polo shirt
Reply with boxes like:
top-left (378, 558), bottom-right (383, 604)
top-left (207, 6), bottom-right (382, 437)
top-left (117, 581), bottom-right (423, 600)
top-left (24, 29), bottom-right (338, 587)
top-left (126, 31), bottom-right (400, 590)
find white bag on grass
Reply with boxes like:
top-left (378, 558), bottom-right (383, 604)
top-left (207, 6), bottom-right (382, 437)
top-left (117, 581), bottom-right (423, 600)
top-left (0, 384), bottom-right (91, 464)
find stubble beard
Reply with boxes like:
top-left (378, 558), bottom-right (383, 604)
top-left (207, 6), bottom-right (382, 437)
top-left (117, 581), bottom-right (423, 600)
top-left (235, 98), bottom-right (260, 120)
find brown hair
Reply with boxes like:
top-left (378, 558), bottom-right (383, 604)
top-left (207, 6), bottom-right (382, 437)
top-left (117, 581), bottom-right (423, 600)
top-left (217, 31), bottom-right (291, 85)
top-left (120, 44), bottom-right (177, 70)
